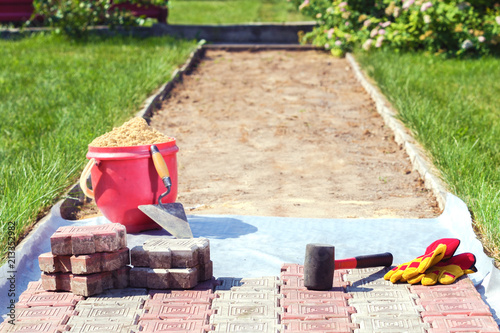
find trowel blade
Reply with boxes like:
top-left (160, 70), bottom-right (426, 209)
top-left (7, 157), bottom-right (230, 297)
top-left (138, 202), bottom-right (193, 239)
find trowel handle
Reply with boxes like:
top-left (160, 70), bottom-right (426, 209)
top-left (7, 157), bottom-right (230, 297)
top-left (151, 145), bottom-right (172, 191)
top-left (335, 252), bottom-right (393, 270)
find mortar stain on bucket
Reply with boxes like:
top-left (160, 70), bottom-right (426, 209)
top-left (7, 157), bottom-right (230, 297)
top-left (79, 140), bottom-right (179, 233)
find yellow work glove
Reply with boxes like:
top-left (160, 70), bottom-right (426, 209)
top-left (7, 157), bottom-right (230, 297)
top-left (418, 252), bottom-right (477, 285)
top-left (384, 238), bottom-right (460, 283)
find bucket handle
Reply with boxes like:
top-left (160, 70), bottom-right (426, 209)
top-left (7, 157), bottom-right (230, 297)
top-left (80, 158), bottom-right (96, 199)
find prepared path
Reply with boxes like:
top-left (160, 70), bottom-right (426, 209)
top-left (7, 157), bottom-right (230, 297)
top-left (152, 49), bottom-right (439, 219)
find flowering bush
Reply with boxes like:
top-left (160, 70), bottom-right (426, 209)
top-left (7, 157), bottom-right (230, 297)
top-left (293, 0), bottom-right (500, 57)
top-left (31, 0), bottom-right (168, 38)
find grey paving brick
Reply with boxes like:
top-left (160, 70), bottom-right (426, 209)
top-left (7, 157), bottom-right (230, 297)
top-left (67, 304), bottom-right (143, 324)
top-left (214, 290), bottom-right (281, 306)
top-left (344, 267), bottom-right (390, 279)
top-left (353, 316), bottom-right (430, 333)
top-left (79, 288), bottom-right (148, 306)
top-left (211, 319), bottom-right (282, 333)
top-left (210, 302), bottom-right (283, 322)
top-left (66, 321), bottom-right (139, 333)
top-left (347, 287), bottom-right (418, 303)
top-left (138, 320), bottom-right (212, 333)
top-left (350, 301), bottom-right (423, 316)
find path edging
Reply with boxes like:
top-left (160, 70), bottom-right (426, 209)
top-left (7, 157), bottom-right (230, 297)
top-left (346, 53), bottom-right (448, 211)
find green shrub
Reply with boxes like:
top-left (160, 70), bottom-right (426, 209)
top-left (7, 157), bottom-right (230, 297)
top-left (293, 0), bottom-right (500, 57)
top-left (30, 0), bottom-right (168, 37)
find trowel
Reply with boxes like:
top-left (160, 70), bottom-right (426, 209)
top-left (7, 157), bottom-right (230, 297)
top-left (138, 145), bottom-right (193, 238)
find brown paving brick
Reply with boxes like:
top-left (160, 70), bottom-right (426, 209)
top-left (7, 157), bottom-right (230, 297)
top-left (50, 224), bottom-right (126, 255)
top-left (147, 269), bottom-right (170, 289)
top-left (424, 315), bottom-right (500, 332)
top-left (38, 253), bottom-right (72, 273)
top-left (129, 267), bottom-right (149, 288)
top-left (41, 268), bottom-right (128, 296)
top-left (129, 267), bottom-right (199, 289)
top-left (139, 320), bottom-right (212, 333)
top-left (142, 238), bottom-right (210, 268)
top-left (16, 306), bottom-right (77, 324)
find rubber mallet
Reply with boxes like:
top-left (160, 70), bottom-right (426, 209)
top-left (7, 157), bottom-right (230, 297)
top-left (304, 243), bottom-right (393, 290)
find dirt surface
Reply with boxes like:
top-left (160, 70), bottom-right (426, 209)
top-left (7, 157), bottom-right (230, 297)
top-left (146, 49), bottom-right (440, 219)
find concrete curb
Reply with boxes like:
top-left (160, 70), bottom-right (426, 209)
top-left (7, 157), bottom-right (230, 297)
top-left (346, 53), bottom-right (449, 211)
top-left (1, 22), bottom-right (316, 44)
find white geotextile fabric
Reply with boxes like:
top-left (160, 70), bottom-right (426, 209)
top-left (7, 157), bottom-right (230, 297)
top-left (1, 193), bottom-right (499, 324)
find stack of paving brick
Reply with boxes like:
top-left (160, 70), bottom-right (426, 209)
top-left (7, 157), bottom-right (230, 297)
top-left (129, 238), bottom-right (213, 290)
top-left (280, 263), bottom-right (357, 333)
top-left (0, 280), bottom-right (83, 333)
top-left (411, 278), bottom-right (500, 333)
top-left (65, 288), bottom-right (148, 333)
top-left (138, 286), bottom-right (216, 332)
top-left (39, 224), bottom-right (130, 296)
top-left (210, 276), bottom-right (284, 332)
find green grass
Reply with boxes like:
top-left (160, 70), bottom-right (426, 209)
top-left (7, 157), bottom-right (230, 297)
top-left (0, 34), bottom-right (197, 263)
top-left (355, 51), bottom-right (500, 262)
top-left (167, 0), bottom-right (310, 24)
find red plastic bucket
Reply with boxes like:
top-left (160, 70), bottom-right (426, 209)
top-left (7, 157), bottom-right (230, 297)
top-left (80, 140), bottom-right (178, 233)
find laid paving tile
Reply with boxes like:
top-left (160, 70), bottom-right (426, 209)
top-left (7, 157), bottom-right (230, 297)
top-left (354, 315), bottom-right (430, 332)
top-left (424, 315), bottom-right (500, 333)
top-left (148, 289), bottom-right (215, 305)
top-left (141, 303), bottom-right (212, 322)
top-left (281, 289), bottom-right (351, 306)
top-left (139, 320), bottom-right (212, 333)
top-left (282, 303), bottom-right (355, 321)
top-left (211, 302), bottom-right (282, 322)
top-left (17, 290), bottom-right (84, 308)
top-left (50, 224), bottom-right (127, 255)
top-left (16, 306), bottom-right (77, 324)
top-left (419, 298), bottom-right (493, 317)
top-left (282, 318), bottom-right (357, 333)
top-left (215, 290), bottom-right (281, 306)
top-left (210, 319), bottom-right (282, 333)
top-left (67, 303), bottom-right (143, 324)
top-left (347, 286), bottom-right (418, 303)
top-left (65, 321), bottom-right (139, 333)
top-left (79, 288), bottom-right (148, 306)
top-left (351, 301), bottom-right (423, 316)
top-left (216, 276), bottom-right (281, 291)
top-left (0, 321), bottom-right (69, 333)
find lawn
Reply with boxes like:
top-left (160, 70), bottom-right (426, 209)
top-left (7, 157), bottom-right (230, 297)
top-left (0, 34), bottom-right (198, 263)
top-left (355, 51), bottom-right (500, 263)
top-left (167, 0), bottom-right (310, 24)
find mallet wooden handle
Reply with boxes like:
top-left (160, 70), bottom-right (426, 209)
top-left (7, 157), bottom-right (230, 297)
top-left (334, 252), bottom-right (393, 270)
top-left (151, 145), bottom-right (172, 190)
